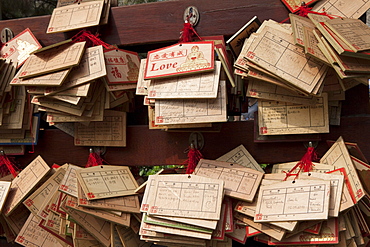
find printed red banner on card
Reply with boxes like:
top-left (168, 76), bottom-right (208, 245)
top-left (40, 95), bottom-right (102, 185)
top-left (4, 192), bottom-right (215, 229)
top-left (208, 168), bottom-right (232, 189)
top-left (145, 41), bottom-right (214, 79)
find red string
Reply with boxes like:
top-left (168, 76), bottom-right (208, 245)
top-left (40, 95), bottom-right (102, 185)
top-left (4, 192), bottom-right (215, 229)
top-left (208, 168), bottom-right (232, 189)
top-left (71, 30), bottom-right (112, 49)
top-left (85, 151), bottom-right (109, 168)
top-left (0, 154), bottom-right (19, 178)
top-left (280, 4), bottom-right (338, 23)
top-left (179, 16), bottom-right (202, 43)
top-left (185, 146), bottom-right (203, 174)
top-left (284, 147), bottom-right (317, 180)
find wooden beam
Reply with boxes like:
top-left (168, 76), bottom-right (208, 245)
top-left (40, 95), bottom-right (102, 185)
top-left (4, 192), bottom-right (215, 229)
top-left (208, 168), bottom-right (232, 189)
top-left (0, 0), bottom-right (289, 46)
top-left (16, 116), bottom-right (370, 168)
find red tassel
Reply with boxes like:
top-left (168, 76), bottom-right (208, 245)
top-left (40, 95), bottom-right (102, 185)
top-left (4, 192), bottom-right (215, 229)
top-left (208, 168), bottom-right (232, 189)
top-left (179, 21), bottom-right (202, 43)
top-left (71, 30), bottom-right (112, 49)
top-left (296, 4), bottom-right (313, 17)
top-left (284, 146), bottom-right (317, 180)
top-left (86, 150), bottom-right (108, 168)
top-left (185, 146), bottom-right (203, 174)
top-left (281, 3), bottom-right (338, 23)
top-left (0, 153), bottom-right (19, 178)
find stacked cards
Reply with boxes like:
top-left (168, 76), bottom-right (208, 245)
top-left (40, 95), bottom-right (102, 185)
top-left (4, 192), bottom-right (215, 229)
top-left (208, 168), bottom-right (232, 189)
top-left (0, 162), bottom-right (145, 247)
top-left (234, 136), bottom-right (370, 246)
top-left (0, 28), bottom-right (41, 146)
top-left (47, 0), bottom-right (111, 33)
top-left (4, 0), bottom-right (141, 148)
top-left (0, 140), bottom-right (368, 247)
top-left (138, 144), bottom-right (264, 246)
top-left (136, 40), bottom-right (229, 130)
top-left (231, 11), bottom-right (370, 136)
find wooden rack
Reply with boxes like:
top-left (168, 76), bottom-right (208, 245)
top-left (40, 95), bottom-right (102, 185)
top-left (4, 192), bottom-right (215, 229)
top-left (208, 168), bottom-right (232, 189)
top-left (0, 0), bottom-right (368, 168)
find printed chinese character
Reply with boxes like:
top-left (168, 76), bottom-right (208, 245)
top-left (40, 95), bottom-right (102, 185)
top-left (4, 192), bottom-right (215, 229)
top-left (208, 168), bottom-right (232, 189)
top-left (111, 67), bottom-right (122, 78)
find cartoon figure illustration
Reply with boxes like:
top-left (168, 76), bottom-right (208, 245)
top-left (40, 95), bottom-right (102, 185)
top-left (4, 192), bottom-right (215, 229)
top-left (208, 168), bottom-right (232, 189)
top-left (126, 55), bottom-right (139, 81)
top-left (16, 39), bottom-right (38, 64)
top-left (177, 45), bottom-right (210, 72)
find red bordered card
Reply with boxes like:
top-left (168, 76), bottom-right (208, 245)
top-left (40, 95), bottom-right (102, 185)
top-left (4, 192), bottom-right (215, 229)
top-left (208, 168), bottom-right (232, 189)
top-left (0, 28), bottom-right (42, 68)
top-left (145, 41), bottom-right (214, 79)
top-left (104, 48), bottom-right (140, 84)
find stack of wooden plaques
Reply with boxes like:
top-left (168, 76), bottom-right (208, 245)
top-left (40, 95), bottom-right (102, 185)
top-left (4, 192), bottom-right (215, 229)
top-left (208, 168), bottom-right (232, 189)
top-left (0, 156), bottom-right (146, 247)
top-left (0, 140), bottom-right (368, 246)
top-left (136, 38), bottom-right (234, 130)
top-left (0, 29), bottom-right (42, 147)
top-left (238, 136), bottom-right (370, 246)
top-left (5, 0), bottom-right (144, 149)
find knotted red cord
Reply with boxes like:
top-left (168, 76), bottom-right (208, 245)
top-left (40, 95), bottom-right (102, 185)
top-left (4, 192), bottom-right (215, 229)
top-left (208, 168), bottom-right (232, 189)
top-left (71, 30), bottom-right (112, 49)
top-left (284, 146), bottom-right (318, 180)
top-left (0, 153), bottom-right (19, 178)
top-left (185, 146), bottom-right (203, 174)
top-left (280, 4), bottom-right (338, 23)
top-left (179, 15), bottom-right (202, 43)
top-left (86, 149), bottom-right (109, 168)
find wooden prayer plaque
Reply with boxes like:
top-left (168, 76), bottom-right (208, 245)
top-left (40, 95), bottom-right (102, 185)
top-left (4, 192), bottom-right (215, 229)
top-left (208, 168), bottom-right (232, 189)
top-left (145, 41), bottom-right (214, 79)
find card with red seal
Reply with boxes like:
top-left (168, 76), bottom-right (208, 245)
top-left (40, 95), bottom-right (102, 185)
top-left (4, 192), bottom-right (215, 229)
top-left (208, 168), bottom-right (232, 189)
top-left (145, 41), bottom-right (214, 80)
top-left (148, 60), bottom-right (221, 99)
top-left (0, 181), bottom-right (11, 213)
top-left (290, 14), bottom-right (316, 47)
top-left (312, 0), bottom-right (370, 20)
top-left (47, 0), bottom-right (105, 33)
top-left (254, 179), bottom-right (331, 222)
top-left (321, 136), bottom-right (366, 204)
top-left (77, 181), bottom-right (140, 213)
top-left (104, 48), bottom-right (140, 84)
top-left (3, 155), bottom-right (50, 216)
top-left (194, 158), bottom-right (263, 202)
top-left (154, 80), bottom-right (227, 125)
top-left (15, 213), bottom-right (65, 247)
top-left (244, 25), bottom-right (328, 94)
top-left (23, 166), bottom-right (66, 216)
top-left (58, 164), bottom-right (82, 198)
top-left (19, 41), bottom-right (85, 79)
top-left (39, 213), bottom-right (73, 246)
top-left (258, 94), bottom-right (329, 135)
top-left (76, 165), bottom-right (138, 200)
top-left (145, 174), bottom-right (224, 220)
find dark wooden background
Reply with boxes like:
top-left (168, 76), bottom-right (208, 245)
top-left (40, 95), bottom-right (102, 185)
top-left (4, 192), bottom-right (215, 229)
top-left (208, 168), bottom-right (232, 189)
top-left (0, 0), bottom-right (369, 169)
